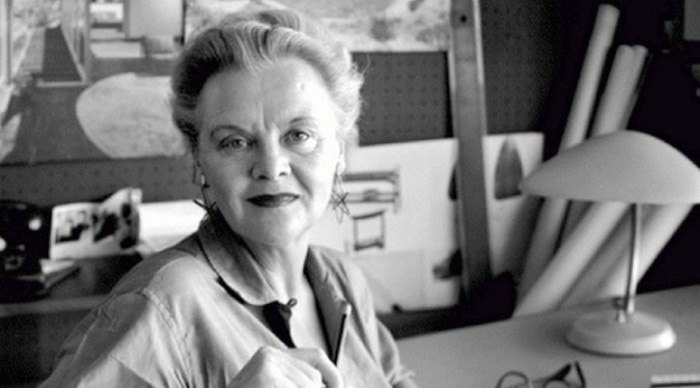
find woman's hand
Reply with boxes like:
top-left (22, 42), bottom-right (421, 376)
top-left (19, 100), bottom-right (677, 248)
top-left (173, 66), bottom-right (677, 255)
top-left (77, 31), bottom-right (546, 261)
top-left (228, 346), bottom-right (343, 388)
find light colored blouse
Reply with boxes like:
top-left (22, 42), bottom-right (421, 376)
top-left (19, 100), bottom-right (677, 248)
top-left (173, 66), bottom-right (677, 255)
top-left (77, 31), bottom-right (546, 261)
top-left (40, 214), bottom-right (414, 387)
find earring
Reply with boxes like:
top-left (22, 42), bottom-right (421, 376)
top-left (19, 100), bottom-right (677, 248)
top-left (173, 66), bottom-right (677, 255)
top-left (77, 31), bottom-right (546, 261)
top-left (199, 173), bottom-right (208, 188)
top-left (331, 172), bottom-right (350, 223)
top-left (192, 168), bottom-right (217, 216)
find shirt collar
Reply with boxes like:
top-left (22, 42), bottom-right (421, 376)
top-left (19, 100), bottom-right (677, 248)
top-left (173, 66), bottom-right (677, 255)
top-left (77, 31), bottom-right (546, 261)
top-left (196, 212), bottom-right (346, 309)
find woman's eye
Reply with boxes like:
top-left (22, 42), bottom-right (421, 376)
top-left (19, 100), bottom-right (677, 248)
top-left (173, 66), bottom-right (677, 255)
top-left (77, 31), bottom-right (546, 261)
top-left (284, 130), bottom-right (318, 152)
top-left (220, 136), bottom-right (252, 150)
top-left (286, 130), bottom-right (310, 143)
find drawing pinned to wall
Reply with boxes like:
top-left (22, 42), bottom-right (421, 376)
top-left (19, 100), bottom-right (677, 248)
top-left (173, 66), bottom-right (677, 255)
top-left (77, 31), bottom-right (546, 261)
top-left (344, 170), bottom-right (401, 210)
top-left (311, 138), bottom-right (460, 312)
top-left (186, 0), bottom-right (451, 52)
top-left (493, 137), bottom-right (524, 199)
top-left (342, 169), bottom-right (401, 252)
top-left (483, 132), bottom-right (544, 278)
top-left (352, 210), bottom-right (387, 251)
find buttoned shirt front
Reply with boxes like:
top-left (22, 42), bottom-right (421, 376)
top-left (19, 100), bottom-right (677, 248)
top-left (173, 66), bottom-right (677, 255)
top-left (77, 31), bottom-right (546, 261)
top-left (40, 214), bottom-right (414, 387)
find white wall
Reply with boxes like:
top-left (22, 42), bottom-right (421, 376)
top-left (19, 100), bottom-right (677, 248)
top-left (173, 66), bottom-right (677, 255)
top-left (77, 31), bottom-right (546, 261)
top-left (123, 0), bottom-right (183, 39)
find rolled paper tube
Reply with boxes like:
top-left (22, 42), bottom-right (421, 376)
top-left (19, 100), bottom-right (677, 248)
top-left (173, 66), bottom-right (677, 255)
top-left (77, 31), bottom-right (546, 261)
top-left (517, 198), bottom-right (569, 295)
top-left (588, 45), bottom-right (638, 137)
top-left (558, 3), bottom-right (620, 150)
top-left (518, 4), bottom-right (620, 296)
top-left (561, 47), bottom-right (649, 239)
top-left (514, 202), bottom-right (628, 316)
top-left (560, 200), bottom-right (592, 243)
top-left (590, 204), bottom-right (692, 301)
top-left (618, 45), bottom-right (650, 127)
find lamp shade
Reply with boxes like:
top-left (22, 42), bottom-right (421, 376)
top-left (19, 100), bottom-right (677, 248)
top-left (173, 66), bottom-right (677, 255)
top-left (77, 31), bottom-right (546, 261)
top-left (520, 130), bottom-right (700, 204)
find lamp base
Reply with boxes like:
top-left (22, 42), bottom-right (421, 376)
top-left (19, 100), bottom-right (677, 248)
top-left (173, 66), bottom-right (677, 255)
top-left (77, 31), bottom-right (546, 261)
top-left (566, 310), bottom-right (676, 356)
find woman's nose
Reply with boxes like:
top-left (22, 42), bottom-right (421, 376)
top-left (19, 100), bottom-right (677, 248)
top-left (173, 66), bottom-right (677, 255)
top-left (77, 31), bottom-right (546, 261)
top-left (251, 143), bottom-right (291, 180)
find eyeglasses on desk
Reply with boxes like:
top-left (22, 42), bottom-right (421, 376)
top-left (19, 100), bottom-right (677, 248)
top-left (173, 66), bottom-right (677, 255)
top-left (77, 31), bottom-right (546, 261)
top-left (496, 361), bottom-right (586, 388)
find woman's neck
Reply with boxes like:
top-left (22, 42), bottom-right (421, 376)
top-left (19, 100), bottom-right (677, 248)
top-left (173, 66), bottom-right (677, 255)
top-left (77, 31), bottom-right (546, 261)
top-left (244, 237), bottom-right (310, 301)
top-left (211, 210), bottom-right (311, 301)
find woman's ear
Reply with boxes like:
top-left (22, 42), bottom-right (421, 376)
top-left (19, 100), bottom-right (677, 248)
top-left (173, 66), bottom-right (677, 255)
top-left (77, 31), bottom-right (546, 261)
top-left (336, 154), bottom-right (346, 176)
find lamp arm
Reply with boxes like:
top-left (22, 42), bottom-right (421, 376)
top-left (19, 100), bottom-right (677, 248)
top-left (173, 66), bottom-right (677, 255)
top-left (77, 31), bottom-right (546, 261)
top-left (619, 202), bottom-right (642, 321)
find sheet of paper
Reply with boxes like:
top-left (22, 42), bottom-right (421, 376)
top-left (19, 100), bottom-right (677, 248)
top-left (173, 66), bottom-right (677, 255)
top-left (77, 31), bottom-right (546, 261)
top-left (311, 138), bottom-right (460, 309)
top-left (483, 132), bottom-right (543, 278)
top-left (138, 200), bottom-right (206, 254)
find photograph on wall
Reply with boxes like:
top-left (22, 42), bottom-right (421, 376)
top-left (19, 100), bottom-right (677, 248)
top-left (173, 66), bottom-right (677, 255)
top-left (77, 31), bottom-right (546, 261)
top-left (0, 0), bottom-right (450, 166)
top-left (0, 0), bottom-right (186, 166)
top-left (186, 0), bottom-right (450, 52)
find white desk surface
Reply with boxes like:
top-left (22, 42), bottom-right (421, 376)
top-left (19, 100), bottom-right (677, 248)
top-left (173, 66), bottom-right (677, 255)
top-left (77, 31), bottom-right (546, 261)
top-left (397, 285), bottom-right (700, 387)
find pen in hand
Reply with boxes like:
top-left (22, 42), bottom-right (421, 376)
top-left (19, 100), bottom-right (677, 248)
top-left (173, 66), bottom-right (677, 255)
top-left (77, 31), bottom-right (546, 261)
top-left (331, 303), bottom-right (352, 365)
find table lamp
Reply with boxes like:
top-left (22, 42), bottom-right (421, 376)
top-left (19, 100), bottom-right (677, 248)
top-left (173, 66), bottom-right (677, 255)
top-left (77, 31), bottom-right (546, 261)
top-left (520, 130), bottom-right (700, 356)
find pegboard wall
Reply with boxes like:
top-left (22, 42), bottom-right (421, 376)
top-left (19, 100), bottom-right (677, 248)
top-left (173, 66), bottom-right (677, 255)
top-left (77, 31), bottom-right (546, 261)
top-left (0, 157), bottom-right (200, 206)
top-left (480, 0), bottom-right (560, 135)
top-left (0, 52), bottom-right (452, 207)
top-left (354, 52), bottom-right (452, 144)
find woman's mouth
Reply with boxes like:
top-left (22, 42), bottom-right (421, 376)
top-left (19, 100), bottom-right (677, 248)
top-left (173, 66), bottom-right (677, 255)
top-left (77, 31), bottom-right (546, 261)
top-left (247, 194), bottom-right (299, 207)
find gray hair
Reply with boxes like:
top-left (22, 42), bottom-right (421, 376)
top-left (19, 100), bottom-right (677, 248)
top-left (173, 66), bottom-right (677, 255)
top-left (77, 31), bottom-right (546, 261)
top-left (170, 9), bottom-right (364, 152)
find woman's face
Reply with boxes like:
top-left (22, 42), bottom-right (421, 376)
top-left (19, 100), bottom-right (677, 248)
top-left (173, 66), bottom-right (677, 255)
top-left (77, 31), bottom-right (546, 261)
top-left (195, 57), bottom-right (343, 248)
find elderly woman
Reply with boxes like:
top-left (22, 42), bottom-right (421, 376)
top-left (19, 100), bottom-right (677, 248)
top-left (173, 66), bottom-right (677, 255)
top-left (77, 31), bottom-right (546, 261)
top-left (40, 9), bottom-right (417, 388)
